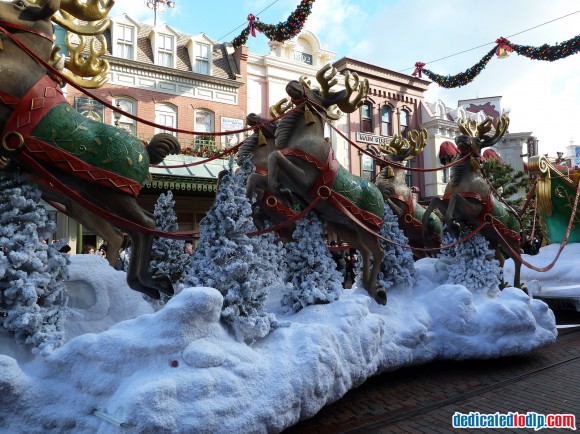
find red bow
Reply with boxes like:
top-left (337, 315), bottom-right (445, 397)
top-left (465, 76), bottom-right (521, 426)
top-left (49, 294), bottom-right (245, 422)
top-left (495, 37), bottom-right (512, 57)
top-left (247, 14), bottom-right (257, 37)
top-left (413, 62), bottom-right (425, 78)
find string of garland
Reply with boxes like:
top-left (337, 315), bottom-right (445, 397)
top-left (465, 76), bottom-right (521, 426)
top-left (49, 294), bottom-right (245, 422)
top-left (232, 0), bottom-right (315, 49)
top-left (413, 34), bottom-right (580, 89)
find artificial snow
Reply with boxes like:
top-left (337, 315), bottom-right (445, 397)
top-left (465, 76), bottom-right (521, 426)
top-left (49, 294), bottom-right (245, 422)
top-left (0, 249), bottom-right (557, 433)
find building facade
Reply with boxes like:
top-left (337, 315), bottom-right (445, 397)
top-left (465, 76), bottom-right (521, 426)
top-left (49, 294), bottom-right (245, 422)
top-left (333, 57), bottom-right (430, 188)
top-left (56, 14), bottom-right (248, 250)
top-left (420, 96), bottom-right (534, 199)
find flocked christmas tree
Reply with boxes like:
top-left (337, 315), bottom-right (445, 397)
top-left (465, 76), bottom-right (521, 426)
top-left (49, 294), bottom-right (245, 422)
top-left (282, 212), bottom-right (342, 312)
top-left (184, 156), bottom-right (279, 343)
top-left (438, 229), bottom-right (502, 296)
top-left (0, 169), bottom-right (68, 354)
top-left (150, 190), bottom-right (190, 298)
top-left (377, 204), bottom-right (416, 289)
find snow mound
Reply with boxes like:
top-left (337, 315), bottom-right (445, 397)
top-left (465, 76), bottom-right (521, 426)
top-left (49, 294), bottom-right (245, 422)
top-left (64, 254), bottom-right (154, 340)
top-left (0, 259), bottom-right (556, 433)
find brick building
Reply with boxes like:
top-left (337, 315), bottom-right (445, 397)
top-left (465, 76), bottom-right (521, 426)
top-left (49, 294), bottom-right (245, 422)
top-left (56, 14), bottom-right (248, 249)
top-left (333, 57), bottom-right (430, 188)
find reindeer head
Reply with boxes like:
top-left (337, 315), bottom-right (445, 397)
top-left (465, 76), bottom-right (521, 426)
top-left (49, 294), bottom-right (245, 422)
top-left (0, 0), bottom-right (60, 42)
top-left (455, 116), bottom-right (509, 157)
top-left (379, 129), bottom-right (428, 163)
top-left (285, 64), bottom-right (369, 120)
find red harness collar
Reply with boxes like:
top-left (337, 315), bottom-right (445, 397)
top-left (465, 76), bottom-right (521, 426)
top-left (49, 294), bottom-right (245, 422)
top-left (0, 21), bottom-right (54, 44)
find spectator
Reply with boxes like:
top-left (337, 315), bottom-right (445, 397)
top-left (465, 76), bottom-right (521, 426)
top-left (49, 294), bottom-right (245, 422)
top-left (184, 243), bottom-right (193, 255)
top-left (82, 245), bottom-right (96, 254)
top-left (344, 248), bottom-right (358, 286)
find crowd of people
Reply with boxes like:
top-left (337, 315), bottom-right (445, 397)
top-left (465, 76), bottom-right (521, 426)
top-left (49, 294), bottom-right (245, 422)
top-left (329, 240), bottom-right (358, 288)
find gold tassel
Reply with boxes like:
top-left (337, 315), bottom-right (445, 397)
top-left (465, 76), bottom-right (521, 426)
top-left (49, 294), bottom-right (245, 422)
top-left (0, 38), bottom-right (3, 51)
top-left (470, 156), bottom-right (480, 172)
top-left (258, 129), bottom-right (267, 146)
top-left (304, 105), bottom-right (316, 125)
top-left (386, 166), bottom-right (395, 178)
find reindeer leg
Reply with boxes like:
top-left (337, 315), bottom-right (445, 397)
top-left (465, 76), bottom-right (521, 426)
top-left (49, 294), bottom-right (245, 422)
top-left (267, 151), bottom-right (309, 198)
top-left (423, 197), bottom-right (444, 239)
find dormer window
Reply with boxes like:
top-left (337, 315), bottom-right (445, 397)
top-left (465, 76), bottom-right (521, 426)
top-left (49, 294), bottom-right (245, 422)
top-left (158, 34), bottom-right (174, 67)
top-left (187, 35), bottom-right (214, 76)
top-left (116, 24), bottom-right (134, 59)
top-left (194, 43), bottom-right (210, 74)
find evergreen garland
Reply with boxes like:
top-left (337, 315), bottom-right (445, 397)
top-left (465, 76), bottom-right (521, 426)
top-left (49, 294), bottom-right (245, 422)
top-left (414, 34), bottom-right (580, 88)
top-left (232, 0), bottom-right (316, 49)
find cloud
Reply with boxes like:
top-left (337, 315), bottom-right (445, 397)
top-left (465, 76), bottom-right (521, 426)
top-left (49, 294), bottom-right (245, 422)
top-left (304, 0), bottom-right (579, 154)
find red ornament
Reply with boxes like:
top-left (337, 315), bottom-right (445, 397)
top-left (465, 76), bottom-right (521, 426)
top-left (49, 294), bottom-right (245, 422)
top-left (247, 14), bottom-right (257, 37)
top-left (412, 62), bottom-right (425, 78)
top-left (170, 360), bottom-right (179, 368)
top-left (495, 37), bottom-right (512, 59)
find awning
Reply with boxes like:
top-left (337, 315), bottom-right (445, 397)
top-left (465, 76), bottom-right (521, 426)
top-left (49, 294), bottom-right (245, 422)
top-left (482, 148), bottom-right (503, 162)
top-left (439, 141), bottom-right (459, 158)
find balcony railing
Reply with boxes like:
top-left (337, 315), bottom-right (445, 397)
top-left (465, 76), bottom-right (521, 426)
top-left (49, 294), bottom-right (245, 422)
top-left (135, 133), bottom-right (232, 159)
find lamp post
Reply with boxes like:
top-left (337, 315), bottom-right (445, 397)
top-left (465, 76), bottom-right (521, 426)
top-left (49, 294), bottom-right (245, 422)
top-left (146, 0), bottom-right (176, 26)
top-left (113, 101), bottom-right (121, 127)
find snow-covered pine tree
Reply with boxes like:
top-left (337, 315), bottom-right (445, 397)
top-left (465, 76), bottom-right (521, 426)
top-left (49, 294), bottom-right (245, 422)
top-left (377, 204), bottom-right (416, 289)
top-left (184, 156), bottom-right (278, 343)
top-left (445, 231), bottom-right (502, 296)
top-left (0, 170), bottom-right (68, 354)
top-left (282, 212), bottom-right (342, 312)
top-left (150, 190), bottom-right (190, 296)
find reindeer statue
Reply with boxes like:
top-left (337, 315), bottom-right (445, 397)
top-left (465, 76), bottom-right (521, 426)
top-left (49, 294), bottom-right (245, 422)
top-left (239, 111), bottom-right (298, 241)
top-left (376, 130), bottom-right (442, 258)
top-left (0, 0), bottom-right (180, 299)
top-left (266, 64), bottom-right (389, 304)
top-left (421, 116), bottom-right (523, 288)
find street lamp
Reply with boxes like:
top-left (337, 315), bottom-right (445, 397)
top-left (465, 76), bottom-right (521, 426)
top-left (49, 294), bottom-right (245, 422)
top-left (113, 101), bottom-right (121, 127)
top-left (146, 0), bottom-right (176, 26)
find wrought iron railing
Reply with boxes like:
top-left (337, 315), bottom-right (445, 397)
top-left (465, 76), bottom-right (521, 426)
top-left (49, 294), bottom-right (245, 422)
top-left (135, 133), bottom-right (232, 159)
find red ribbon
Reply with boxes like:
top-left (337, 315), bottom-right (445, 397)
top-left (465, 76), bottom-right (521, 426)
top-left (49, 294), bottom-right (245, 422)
top-left (495, 37), bottom-right (513, 57)
top-left (412, 62), bottom-right (425, 78)
top-left (247, 14), bottom-right (257, 37)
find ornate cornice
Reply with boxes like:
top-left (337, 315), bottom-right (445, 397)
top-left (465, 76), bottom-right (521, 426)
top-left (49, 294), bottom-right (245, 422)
top-left (145, 174), bottom-right (218, 192)
top-left (106, 55), bottom-right (243, 91)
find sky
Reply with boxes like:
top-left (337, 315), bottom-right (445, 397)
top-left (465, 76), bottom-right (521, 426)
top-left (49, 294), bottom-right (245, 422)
top-left (1, 243), bottom-right (565, 432)
top-left (109, 0), bottom-right (580, 156)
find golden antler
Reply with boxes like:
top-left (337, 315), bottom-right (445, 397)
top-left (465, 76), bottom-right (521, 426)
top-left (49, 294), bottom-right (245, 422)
top-left (59, 0), bottom-right (115, 22)
top-left (62, 33), bottom-right (110, 89)
top-left (269, 98), bottom-right (294, 118)
top-left (458, 116), bottom-right (510, 147)
top-left (53, 11), bottom-right (111, 36)
top-left (336, 70), bottom-right (369, 114)
top-left (379, 129), bottom-right (428, 161)
top-left (315, 64), bottom-right (339, 98)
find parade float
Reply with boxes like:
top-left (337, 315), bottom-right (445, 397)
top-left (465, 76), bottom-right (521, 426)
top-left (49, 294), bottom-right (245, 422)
top-left (0, 0), bottom-right (577, 432)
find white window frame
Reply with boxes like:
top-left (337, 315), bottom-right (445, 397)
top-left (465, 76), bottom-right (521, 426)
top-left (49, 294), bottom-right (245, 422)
top-left (194, 110), bottom-right (214, 133)
top-left (116, 24), bottom-right (135, 60)
top-left (155, 103), bottom-right (177, 136)
top-left (157, 33), bottom-right (174, 68)
top-left (194, 42), bottom-right (210, 75)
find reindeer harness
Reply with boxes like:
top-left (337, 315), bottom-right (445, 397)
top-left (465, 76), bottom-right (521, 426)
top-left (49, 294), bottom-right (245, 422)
top-left (281, 146), bottom-right (384, 229)
top-left (0, 75), bottom-right (148, 196)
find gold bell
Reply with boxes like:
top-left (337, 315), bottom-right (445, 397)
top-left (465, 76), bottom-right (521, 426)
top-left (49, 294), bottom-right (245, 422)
top-left (304, 105), bottom-right (317, 125)
top-left (258, 129), bottom-right (267, 146)
top-left (496, 47), bottom-right (510, 59)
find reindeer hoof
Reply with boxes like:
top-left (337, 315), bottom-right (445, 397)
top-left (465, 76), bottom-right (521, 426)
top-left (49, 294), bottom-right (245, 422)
top-left (127, 276), bottom-right (162, 300)
top-left (374, 288), bottom-right (387, 305)
top-left (152, 275), bottom-right (174, 296)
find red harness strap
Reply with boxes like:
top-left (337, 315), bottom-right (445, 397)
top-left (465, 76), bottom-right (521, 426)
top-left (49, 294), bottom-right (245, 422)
top-left (280, 146), bottom-right (382, 229)
top-left (443, 190), bottom-right (520, 242)
top-left (0, 75), bottom-right (143, 196)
